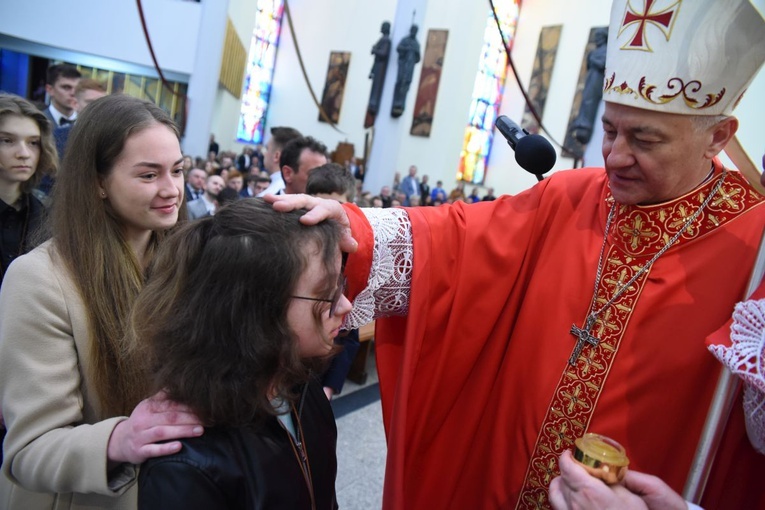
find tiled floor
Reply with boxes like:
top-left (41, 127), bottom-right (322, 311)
top-left (332, 344), bottom-right (386, 510)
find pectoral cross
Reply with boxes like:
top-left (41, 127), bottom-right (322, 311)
top-left (569, 315), bottom-right (600, 366)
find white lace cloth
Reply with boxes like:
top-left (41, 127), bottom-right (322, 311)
top-left (708, 299), bottom-right (765, 455)
top-left (343, 207), bottom-right (413, 331)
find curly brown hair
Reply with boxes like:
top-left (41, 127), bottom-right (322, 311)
top-left (128, 199), bottom-right (343, 426)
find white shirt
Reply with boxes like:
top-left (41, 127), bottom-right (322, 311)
top-left (201, 194), bottom-right (216, 215)
top-left (47, 104), bottom-right (77, 127)
top-left (257, 172), bottom-right (285, 197)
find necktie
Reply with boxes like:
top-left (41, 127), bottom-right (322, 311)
top-left (59, 117), bottom-right (74, 126)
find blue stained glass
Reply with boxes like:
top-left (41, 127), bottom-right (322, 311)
top-left (237, 0), bottom-right (284, 145)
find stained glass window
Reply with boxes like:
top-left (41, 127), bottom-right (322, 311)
top-left (457, 2), bottom-right (521, 184)
top-left (237, 0), bottom-right (284, 145)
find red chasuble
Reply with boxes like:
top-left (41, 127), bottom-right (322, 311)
top-left (344, 162), bottom-right (765, 510)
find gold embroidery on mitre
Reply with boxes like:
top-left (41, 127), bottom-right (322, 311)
top-left (603, 73), bottom-right (639, 99)
top-left (618, 0), bottom-right (681, 52)
top-left (514, 170), bottom-right (762, 510)
top-left (638, 77), bottom-right (726, 110)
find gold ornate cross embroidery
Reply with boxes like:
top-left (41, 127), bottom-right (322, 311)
top-left (561, 384), bottom-right (591, 414)
top-left (604, 268), bottom-right (632, 296)
top-left (592, 308), bottom-right (619, 339)
top-left (713, 186), bottom-right (742, 209)
top-left (619, 214), bottom-right (658, 251)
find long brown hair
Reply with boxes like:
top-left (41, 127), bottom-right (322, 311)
top-left (51, 94), bottom-right (185, 416)
top-left (0, 93), bottom-right (58, 193)
top-left (128, 199), bottom-right (342, 426)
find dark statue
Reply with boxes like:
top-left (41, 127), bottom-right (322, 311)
top-left (391, 24), bottom-right (421, 118)
top-left (365, 21), bottom-right (392, 127)
top-left (570, 28), bottom-right (608, 145)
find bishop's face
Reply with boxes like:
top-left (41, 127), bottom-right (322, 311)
top-left (601, 103), bottom-right (717, 206)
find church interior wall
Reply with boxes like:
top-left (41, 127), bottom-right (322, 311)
top-left (265, 1), bottom-right (498, 192)
top-left (231, 0), bottom-right (764, 194)
top-left (489, 0), bottom-right (613, 195)
top-left (264, 0), bottom-right (398, 161)
top-left (210, 0), bottom-right (259, 154)
top-left (491, 0), bottom-right (764, 196)
top-left (2, 0), bottom-right (761, 192)
top-left (723, 69), bottom-right (764, 172)
top-left (264, 0), bottom-right (621, 196)
top-left (0, 0), bottom-right (201, 76)
top-left (393, 0), bottom-right (489, 191)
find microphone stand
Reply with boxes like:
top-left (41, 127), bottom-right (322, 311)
top-left (683, 227), bottom-right (765, 502)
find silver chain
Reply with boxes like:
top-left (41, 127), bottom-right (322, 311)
top-left (584, 170), bottom-right (728, 328)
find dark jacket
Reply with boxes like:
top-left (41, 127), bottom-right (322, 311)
top-left (0, 192), bottom-right (46, 284)
top-left (138, 379), bottom-right (338, 510)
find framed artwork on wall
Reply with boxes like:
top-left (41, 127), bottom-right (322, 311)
top-left (520, 25), bottom-right (562, 133)
top-left (318, 51), bottom-right (351, 124)
top-left (410, 29), bottom-right (449, 137)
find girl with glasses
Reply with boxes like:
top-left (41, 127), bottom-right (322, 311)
top-left (133, 198), bottom-right (351, 509)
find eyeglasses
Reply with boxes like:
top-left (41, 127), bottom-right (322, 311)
top-left (291, 253), bottom-right (349, 316)
top-left (291, 273), bottom-right (347, 316)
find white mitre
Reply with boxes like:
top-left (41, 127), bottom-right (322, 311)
top-left (603, 0), bottom-right (765, 115)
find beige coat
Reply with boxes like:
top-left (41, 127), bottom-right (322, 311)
top-left (0, 241), bottom-right (137, 509)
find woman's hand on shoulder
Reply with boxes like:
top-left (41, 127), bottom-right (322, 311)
top-left (106, 390), bottom-right (203, 465)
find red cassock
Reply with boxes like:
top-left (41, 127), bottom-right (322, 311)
top-left (344, 162), bottom-right (765, 510)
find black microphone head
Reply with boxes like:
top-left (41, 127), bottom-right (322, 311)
top-left (514, 134), bottom-right (556, 177)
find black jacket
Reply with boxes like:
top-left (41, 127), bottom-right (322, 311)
top-left (0, 192), bottom-right (46, 284)
top-left (138, 380), bottom-right (338, 510)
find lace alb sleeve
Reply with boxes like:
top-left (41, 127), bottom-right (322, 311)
top-left (343, 207), bottom-right (413, 330)
top-left (708, 299), bottom-right (765, 455)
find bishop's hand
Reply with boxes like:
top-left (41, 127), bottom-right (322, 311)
top-left (265, 193), bottom-right (357, 254)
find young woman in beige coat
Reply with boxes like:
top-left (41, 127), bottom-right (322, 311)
top-left (0, 94), bottom-right (203, 509)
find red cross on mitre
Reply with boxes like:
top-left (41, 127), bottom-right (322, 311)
top-left (619, 0), bottom-right (681, 51)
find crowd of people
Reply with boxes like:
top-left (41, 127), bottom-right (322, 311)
top-left (353, 166), bottom-right (497, 209)
top-left (189, 136), bottom-right (496, 214)
top-left (174, 127), bottom-right (502, 226)
top-left (0, 0), bottom-right (763, 509)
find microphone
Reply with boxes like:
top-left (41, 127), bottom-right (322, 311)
top-left (495, 115), bottom-right (556, 181)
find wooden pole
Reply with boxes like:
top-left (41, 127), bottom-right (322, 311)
top-left (724, 135), bottom-right (764, 196)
